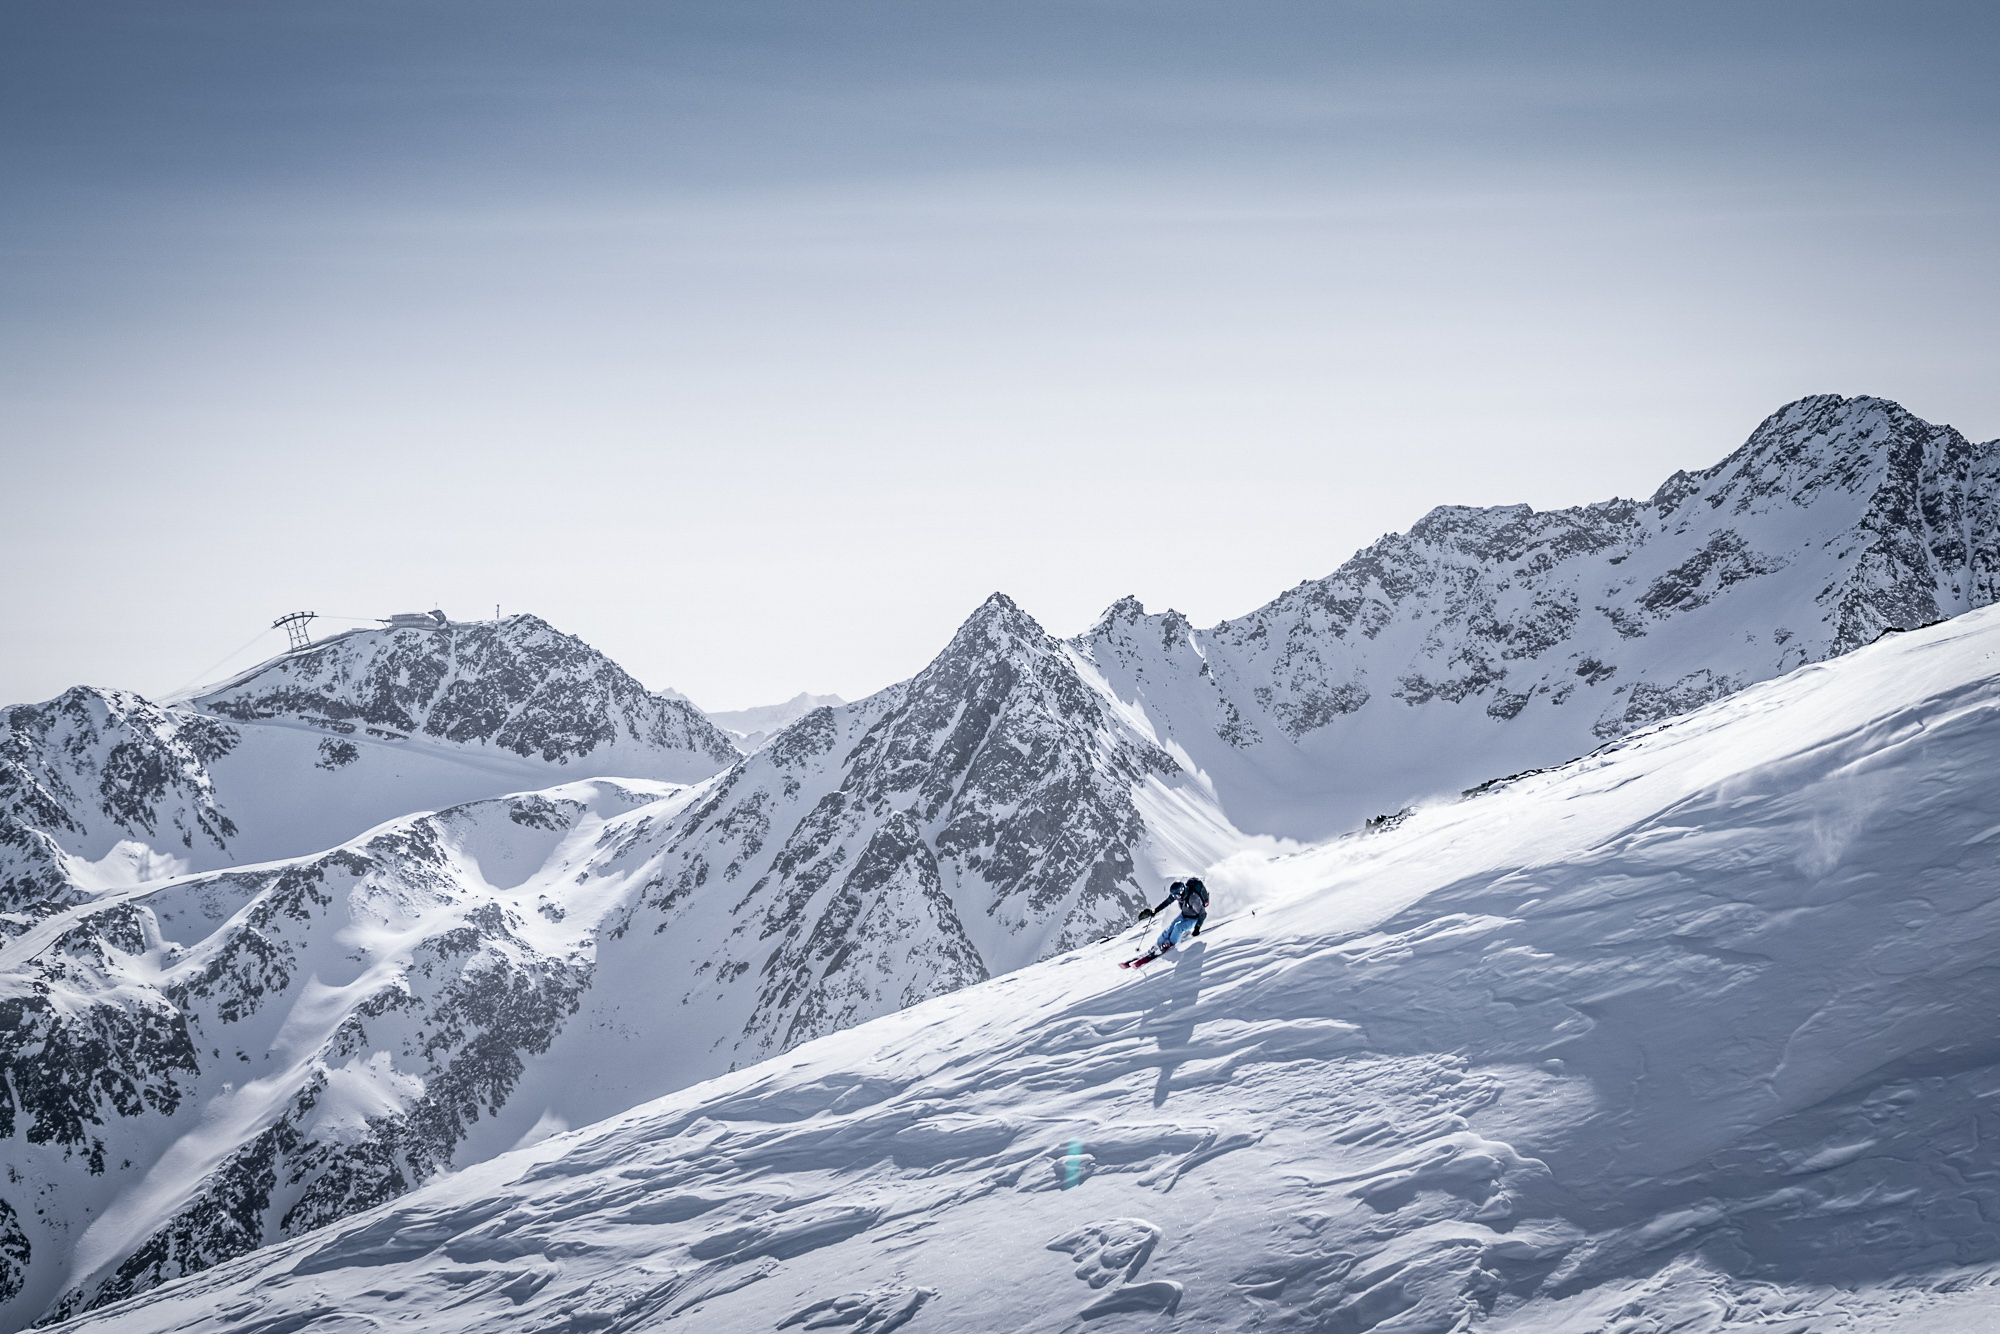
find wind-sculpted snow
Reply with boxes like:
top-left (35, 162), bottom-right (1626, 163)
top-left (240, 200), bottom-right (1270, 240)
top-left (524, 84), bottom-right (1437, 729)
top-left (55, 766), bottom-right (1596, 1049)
top-left (1083, 394), bottom-right (2000, 837)
top-left (47, 605), bottom-right (2000, 1333)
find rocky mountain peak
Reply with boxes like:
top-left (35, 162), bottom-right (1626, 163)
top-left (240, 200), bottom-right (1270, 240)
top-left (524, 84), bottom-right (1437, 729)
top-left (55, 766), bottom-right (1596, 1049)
top-left (853, 596), bottom-right (1113, 818)
top-left (934, 591), bottom-right (1043, 659)
top-left (196, 614), bottom-right (740, 776)
top-left (1079, 599), bottom-right (1209, 690)
top-left (617, 589), bottom-right (1208, 1083)
top-left (1089, 594), bottom-right (1149, 634)
top-left (1648, 393), bottom-right (1965, 523)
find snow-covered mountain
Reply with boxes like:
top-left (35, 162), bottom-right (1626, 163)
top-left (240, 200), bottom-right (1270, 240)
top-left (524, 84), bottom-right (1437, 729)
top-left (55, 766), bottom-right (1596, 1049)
top-left (0, 689), bottom-right (240, 909)
top-left (0, 596), bottom-right (1260, 1329)
top-left (10, 394), bottom-right (2000, 1329)
top-left (0, 779), bottom-right (688, 1324)
top-left (1082, 394), bottom-right (2000, 837)
top-left (606, 594), bottom-right (1249, 1059)
top-left (194, 613), bottom-right (741, 786)
top-left (50, 598), bottom-right (2000, 1334)
top-left (0, 616), bottom-right (740, 909)
top-left (703, 693), bottom-right (846, 752)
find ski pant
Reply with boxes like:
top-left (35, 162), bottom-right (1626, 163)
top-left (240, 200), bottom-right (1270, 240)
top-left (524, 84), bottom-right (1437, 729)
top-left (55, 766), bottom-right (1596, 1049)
top-left (1155, 914), bottom-right (1198, 952)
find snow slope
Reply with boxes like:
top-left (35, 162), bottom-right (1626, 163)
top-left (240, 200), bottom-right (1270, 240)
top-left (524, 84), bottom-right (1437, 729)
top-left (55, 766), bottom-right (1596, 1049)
top-left (47, 599), bottom-right (2000, 1334)
top-left (1082, 394), bottom-right (2000, 838)
top-left (0, 616), bottom-right (740, 908)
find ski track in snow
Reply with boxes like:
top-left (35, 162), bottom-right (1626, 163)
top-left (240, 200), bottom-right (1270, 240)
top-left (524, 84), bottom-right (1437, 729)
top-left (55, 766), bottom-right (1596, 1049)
top-left (44, 605), bottom-right (2000, 1334)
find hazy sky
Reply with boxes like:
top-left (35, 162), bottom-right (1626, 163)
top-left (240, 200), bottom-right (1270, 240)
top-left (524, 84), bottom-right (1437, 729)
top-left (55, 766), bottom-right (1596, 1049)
top-left (5, 1), bottom-right (1997, 711)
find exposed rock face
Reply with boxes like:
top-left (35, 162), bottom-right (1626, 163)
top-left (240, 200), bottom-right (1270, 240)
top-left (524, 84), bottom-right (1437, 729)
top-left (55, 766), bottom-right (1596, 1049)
top-left (1080, 395), bottom-right (2000, 837)
top-left (0, 688), bottom-right (239, 910)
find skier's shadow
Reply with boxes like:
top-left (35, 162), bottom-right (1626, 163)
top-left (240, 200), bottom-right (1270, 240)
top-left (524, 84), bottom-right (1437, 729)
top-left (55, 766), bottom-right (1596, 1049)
top-left (1142, 942), bottom-right (1207, 1107)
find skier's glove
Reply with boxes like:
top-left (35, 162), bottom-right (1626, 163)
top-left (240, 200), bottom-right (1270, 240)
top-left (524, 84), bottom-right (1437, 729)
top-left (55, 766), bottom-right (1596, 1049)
top-left (1192, 924), bottom-right (1201, 937)
top-left (1138, 908), bottom-right (1156, 921)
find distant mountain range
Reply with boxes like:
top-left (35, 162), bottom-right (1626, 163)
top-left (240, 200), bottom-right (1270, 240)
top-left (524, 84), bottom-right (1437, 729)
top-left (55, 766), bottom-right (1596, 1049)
top-left (1081, 393), bottom-right (2000, 838)
top-left (4, 393), bottom-right (1996, 1328)
top-left (701, 693), bottom-right (847, 752)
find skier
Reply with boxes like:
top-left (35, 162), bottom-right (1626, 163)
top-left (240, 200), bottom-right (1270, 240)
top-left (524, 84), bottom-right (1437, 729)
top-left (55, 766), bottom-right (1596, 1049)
top-left (1121, 878), bottom-right (1210, 969)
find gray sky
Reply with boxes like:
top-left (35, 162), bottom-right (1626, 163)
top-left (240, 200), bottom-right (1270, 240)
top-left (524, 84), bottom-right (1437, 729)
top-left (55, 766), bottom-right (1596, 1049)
top-left (5, 1), bottom-right (1997, 712)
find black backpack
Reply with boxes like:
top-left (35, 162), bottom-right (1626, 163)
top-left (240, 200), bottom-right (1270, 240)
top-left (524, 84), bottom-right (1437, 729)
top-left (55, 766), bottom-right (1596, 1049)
top-left (1179, 879), bottom-right (1210, 916)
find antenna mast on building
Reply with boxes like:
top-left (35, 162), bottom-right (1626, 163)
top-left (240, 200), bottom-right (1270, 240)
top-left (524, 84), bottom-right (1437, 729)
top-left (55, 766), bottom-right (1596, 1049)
top-left (273, 611), bottom-right (318, 651)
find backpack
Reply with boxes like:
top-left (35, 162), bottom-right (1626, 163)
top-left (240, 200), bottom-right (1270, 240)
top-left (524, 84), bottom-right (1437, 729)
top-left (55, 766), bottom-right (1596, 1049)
top-left (1179, 879), bottom-right (1210, 917)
